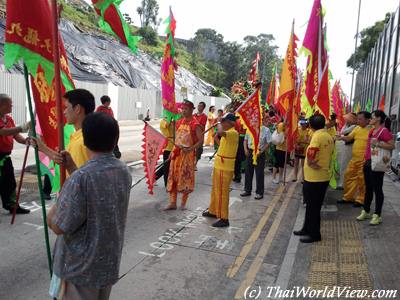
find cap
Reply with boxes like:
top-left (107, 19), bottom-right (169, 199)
top-left (221, 113), bottom-right (237, 122)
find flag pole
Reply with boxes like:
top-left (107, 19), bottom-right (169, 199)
top-left (23, 65), bottom-right (54, 277)
top-left (51, 0), bottom-right (65, 187)
top-left (10, 145), bottom-right (29, 224)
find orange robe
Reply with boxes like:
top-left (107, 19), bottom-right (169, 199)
top-left (167, 118), bottom-right (199, 203)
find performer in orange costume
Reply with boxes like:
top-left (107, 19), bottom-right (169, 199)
top-left (164, 100), bottom-right (203, 210)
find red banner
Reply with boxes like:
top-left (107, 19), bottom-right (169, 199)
top-left (237, 88), bottom-right (262, 165)
top-left (142, 122), bottom-right (168, 194)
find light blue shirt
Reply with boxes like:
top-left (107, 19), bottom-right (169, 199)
top-left (245, 126), bottom-right (272, 151)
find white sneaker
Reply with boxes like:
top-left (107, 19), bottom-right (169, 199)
top-left (272, 178), bottom-right (279, 184)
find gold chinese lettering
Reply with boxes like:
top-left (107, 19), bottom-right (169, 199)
top-left (40, 39), bottom-right (52, 54)
top-left (48, 107), bottom-right (57, 130)
top-left (23, 27), bottom-right (40, 46)
top-left (33, 72), bottom-right (55, 103)
top-left (6, 22), bottom-right (23, 37)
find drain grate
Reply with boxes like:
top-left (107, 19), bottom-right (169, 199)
top-left (308, 220), bottom-right (373, 291)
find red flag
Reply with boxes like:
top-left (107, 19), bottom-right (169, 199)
top-left (301, 0), bottom-right (330, 118)
top-left (379, 95), bottom-right (385, 111)
top-left (5, 0), bottom-right (75, 151)
top-left (142, 122), bottom-right (168, 195)
top-left (287, 78), bottom-right (303, 153)
top-left (236, 88), bottom-right (262, 164)
top-left (331, 81), bottom-right (345, 131)
top-left (92, 0), bottom-right (141, 53)
top-left (248, 52), bottom-right (261, 84)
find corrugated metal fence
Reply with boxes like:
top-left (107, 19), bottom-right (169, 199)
top-left (0, 71), bottom-right (231, 123)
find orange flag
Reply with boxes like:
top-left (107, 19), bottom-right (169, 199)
top-left (379, 95), bottom-right (385, 111)
top-left (277, 22), bottom-right (298, 152)
top-left (276, 22), bottom-right (298, 117)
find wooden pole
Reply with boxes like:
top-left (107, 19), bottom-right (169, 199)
top-left (51, 0), bottom-right (65, 187)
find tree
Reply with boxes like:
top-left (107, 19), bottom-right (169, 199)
top-left (137, 0), bottom-right (160, 29)
top-left (347, 13), bottom-right (391, 70)
top-left (241, 34), bottom-right (280, 97)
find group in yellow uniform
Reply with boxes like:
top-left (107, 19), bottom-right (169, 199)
top-left (203, 113), bottom-right (238, 228)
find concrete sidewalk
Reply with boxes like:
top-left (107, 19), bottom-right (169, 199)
top-left (0, 147), bottom-right (399, 299)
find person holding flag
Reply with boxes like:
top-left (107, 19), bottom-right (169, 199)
top-left (240, 117), bottom-right (272, 200)
top-left (203, 113), bottom-right (239, 227)
top-left (34, 89), bottom-right (96, 175)
top-left (164, 100), bottom-right (203, 211)
top-left (0, 94), bottom-right (31, 214)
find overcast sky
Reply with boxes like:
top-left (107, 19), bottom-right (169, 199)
top-left (112, 0), bottom-right (399, 97)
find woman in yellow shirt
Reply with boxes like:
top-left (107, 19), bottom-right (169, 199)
top-left (272, 120), bottom-right (287, 184)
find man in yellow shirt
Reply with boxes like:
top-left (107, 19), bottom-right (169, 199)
top-left (337, 111), bottom-right (371, 207)
top-left (293, 119), bottom-right (311, 182)
top-left (202, 113), bottom-right (238, 227)
top-left (35, 89), bottom-right (95, 175)
top-left (293, 114), bottom-right (334, 243)
top-left (155, 118), bottom-right (175, 186)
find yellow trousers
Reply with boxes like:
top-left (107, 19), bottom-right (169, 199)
top-left (208, 168), bottom-right (234, 220)
top-left (169, 183), bottom-right (189, 206)
top-left (343, 159), bottom-right (365, 204)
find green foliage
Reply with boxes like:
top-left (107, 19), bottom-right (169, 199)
top-left (59, 0), bottom-right (99, 31)
top-left (138, 26), bottom-right (159, 46)
top-left (347, 13), bottom-right (391, 70)
top-left (210, 88), bottom-right (223, 97)
top-left (137, 0), bottom-right (160, 29)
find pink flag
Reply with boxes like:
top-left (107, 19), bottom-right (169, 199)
top-left (141, 122), bottom-right (168, 195)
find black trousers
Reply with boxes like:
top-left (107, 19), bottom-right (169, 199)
top-left (0, 154), bottom-right (16, 210)
top-left (43, 174), bottom-right (52, 195)
top-left (363, 160), bottom-right (385, 216)
top-left (244, 150), bottom-right (266, 195)
top-left (234, 136), bottom-right (245, 181)
top-left (196, 145), bottom-right (203, 162)
top-left (155, 150), bottom-right (171, 187)
top-left (302, 180), bottom-right (329, 240)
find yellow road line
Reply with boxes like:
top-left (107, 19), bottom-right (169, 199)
top-left (234, 182), bottom-right (298, 299)
top-left (226, 174), bottom-right (292, 278)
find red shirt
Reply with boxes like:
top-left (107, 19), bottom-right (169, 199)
top-left (0, 115), bottom-right (16, 153)
top-left (96, 105), bottom-right (115, 118)
top-left (193, 113), bottom-right (207, 129)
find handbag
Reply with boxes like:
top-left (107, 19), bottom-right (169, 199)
top-left (271, 130), bottom-right (284, 146)
top-left (371, 128), bottom-right (391, 172)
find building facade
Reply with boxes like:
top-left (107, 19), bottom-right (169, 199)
top-left (354, 5), bottom-right (400, 133)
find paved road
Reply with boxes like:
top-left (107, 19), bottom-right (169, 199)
top-left (1, 147), bottom-right (399, 300)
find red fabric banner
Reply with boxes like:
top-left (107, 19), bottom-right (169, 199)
top-left (142, 122), bottom-right (168, 194)
top-left (236, 88), bottom-right (262, 165)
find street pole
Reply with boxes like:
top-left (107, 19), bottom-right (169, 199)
top-left (349, 0), bottom-right (362, 110)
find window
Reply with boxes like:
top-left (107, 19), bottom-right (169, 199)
top-left (392, 66), bottom-right (400, 108)
top-left (385, 66), bottom-right (394, 103)
top-left (390, 26), bottom-right (398, 67)
top-left (380, 73), bottom-right (386, 99)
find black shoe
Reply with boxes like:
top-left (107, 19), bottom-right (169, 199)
top-left (8, 206), bottom-right (30, 214)
top-left (337, 199), bottom-right (350, 204)
top-left (233, 178), bottom-right (241, 183)
top-left (202, 211), bottom-right (217, 218)
top-left (44, 193), bottom-right (52, 201)
top-left (240, 192), bottom-right (251, 197)
top-left (212, 219), bottom-right (230, 228)
top-left (254, 194), bottom-right (263, 200)
top-left (352, 202), bottom-right (363, 208)
top-left (293, 229), bottom-right (308, 236)
top-left (300, 236), bottom-right (321, 243)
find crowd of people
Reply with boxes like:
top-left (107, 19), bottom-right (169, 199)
top-left (0, 90), bottom-right (396, 299)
